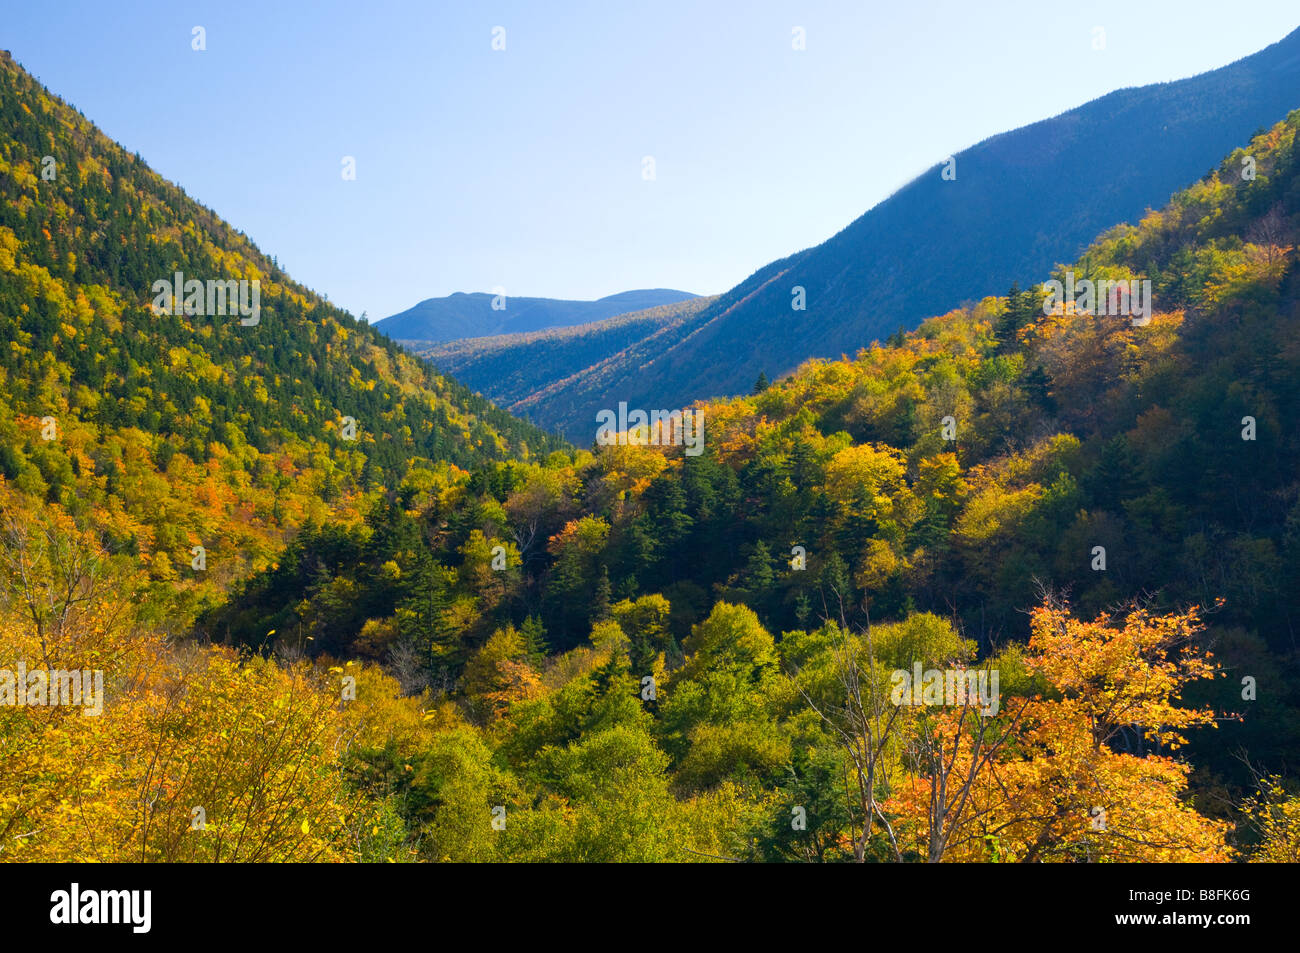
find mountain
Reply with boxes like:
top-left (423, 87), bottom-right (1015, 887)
top-left (200, 110), bottom-right (1300, 858)
top-left (219, 107), bottom-right (1300, 673)
top-left (413, 296), bottom-right (716, 413)
top-left (436, 25), bottom-right (1300, 441)
top-left (0, 50), bottom-right (565, 621)
top-left (377, 288), bottom-right (699, 342)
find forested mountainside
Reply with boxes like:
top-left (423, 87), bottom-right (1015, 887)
top-left (377, 288), bottom-right (698, 342)
top-left (0, 50), bottom-right (562, 622)
top-left (454, 26), bottom-right (1300, 437)
top-left (172, 113), bottom-right (1300, 861)
top-left (5, 39), bottom-right (1300, 864)
top-left (413, 295), bottom-right (715, 418)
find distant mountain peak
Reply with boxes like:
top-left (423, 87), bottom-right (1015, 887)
top-left (376, 288), bottom-right (699, 342)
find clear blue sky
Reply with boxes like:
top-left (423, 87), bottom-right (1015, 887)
top-left (6, 1), bottom-right (1299, 321)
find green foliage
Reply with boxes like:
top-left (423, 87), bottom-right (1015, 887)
top-left (0, 53), bottom-right (564, 625)
top-left (7, 49), bottom-right (1300, 860)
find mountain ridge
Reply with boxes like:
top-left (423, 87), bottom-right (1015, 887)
top-left (412, 296), bottom-right (715, 413)
top-left (426, 24), bottom-right (1300, 440)
top-left (377, 287), bottom-right (699, 342)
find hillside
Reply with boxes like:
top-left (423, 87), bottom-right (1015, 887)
top-left (6, 38), bottom-right (1300, 867)
top-left (456, 25), bottom-right (1300, 439)
top-left (0, 50), bottom-right (564, 621)
top-left (191, 111), bottom-right (1300, 860)
top-left (377, 288), bottom-right (698, 342)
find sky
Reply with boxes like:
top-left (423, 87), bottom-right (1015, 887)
top-left (5, 1), bottom-right (1299, 321)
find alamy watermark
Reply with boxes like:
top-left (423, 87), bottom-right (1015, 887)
top-left (595, 402), bottom-right (704, 456)
top-left (890, 663), bottom-right (1000, 716)
top-left (50, 883), bottom-right (150, 933)
top-left (1042, 271), bottom-right (1151, 326)
top-left (151, 271), bottom-right (260, 326)
top-left (0, 663), bottom-right (104, 716)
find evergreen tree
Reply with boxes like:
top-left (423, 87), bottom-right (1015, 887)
top-left (994, 281), bottom-right (1042, 351)
top-left (520, 613), bottom-right (549, 665)
top-left (745, 541), bottom-right (775, 595)
top-left (591, 566), bottom-right (612, 624)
